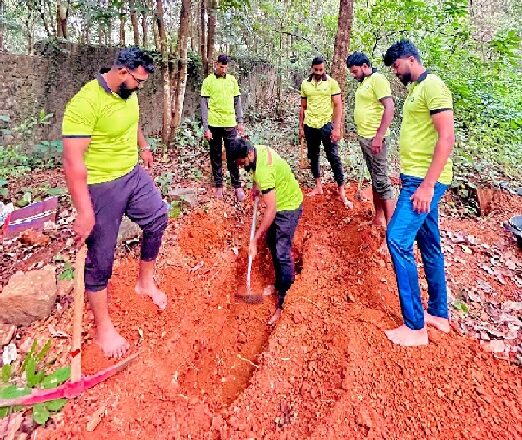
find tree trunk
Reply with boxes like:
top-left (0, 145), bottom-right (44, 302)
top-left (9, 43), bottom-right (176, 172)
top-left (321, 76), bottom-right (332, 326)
top-left (119, 4), bottom-right (126, 46)
top-left (130, 0), bottom-right (140, 45)
top-left (200, 0), bottom-right (207, 73)
top-left (156, 0), bottom-right (171, 146)
top-left (205, 0), bottom-right (217, 76)
top-left (56, 0), bottom-right (68, 38)
top-left (142, 10), bottom-right (148, 48)
top-left (0, 0), bottom-right (5, 50)
top-left (38, 1), bottom-right (52, 37)
top-left (331, 0), bottom-right (354, 139)
top-left (168, 0), bottom-right (191, 146)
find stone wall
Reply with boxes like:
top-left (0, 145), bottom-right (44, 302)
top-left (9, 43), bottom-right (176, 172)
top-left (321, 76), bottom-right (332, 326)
top-left (0, 43), bottom-right (279, 143)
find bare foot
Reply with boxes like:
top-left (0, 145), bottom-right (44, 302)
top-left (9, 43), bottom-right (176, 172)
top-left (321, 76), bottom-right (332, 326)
top-left (372, 215), bottom-right (386, 227)
top-left (214, 187), bottom-right (224, 198)
top-left (268, 308), bottom-right (282, 326)
top-left (384, 325), bottom-right (428, 346)
top-left (424, 312), bottom-right (450, 333)
top-left (307, 186), bottom-right (323, 197)
top-left (95, 324), bottom-right (130, 359)
top-left (135, 283), bottom-right (168, 310)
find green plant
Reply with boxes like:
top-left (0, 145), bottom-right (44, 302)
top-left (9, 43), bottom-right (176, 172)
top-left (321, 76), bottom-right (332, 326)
top-left (58, 261), bottom-right (75, 281)
top-left (0, 340), bottom-right (70, 425)
top-left (154, 172), bottom-right (173, 197)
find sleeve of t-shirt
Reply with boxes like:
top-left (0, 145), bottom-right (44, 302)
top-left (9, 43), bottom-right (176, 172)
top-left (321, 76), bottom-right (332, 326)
top-left (201, 77), bottom-right (210, 97)
top-left (254, 167), bottom-right (276, 193)
top-left (373, 74), bottom-right (392, 101)
top-left (425, 77), bottom-right (453, 114)
top-left (62, 93), bottom-right (97, 138)
top-left (330, 78), bottom-right (341, 96)
top-left (233, 76), bottom-right (240, 97)
top-left (300, 81), bottom-right (307, 99)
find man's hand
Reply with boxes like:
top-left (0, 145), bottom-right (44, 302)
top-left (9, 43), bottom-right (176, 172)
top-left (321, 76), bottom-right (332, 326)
top-left (331, 127), bottom-right (341, 143)
top-left (411, 182), bottom-right (434, 214)
top-left (371, 134), bottom-right (384, 154)
top-left (237, 123), bottom-right (245, 137)
top-left (249, 239), bottom-right (258, 259)
top-left (140, 148), bottom-right (154, 170)
top-left (204, 129), bottom-right (213, 140)
top-left (299, 125), bottom-right (305, 139)
top-left (74, 209), bottom-right (95, 245)
top-left (251, 186), bottom-right (261, 201)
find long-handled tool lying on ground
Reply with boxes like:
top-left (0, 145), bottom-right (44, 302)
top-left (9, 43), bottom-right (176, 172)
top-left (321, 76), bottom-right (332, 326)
top-left (0, 245), bottom-right (138, 408)
top-left (299, 137), bottom-right (309, 169)
top-left (235, 198), bottom-right (264, 304)
top-left (355, 158), bottom-right (367, 201)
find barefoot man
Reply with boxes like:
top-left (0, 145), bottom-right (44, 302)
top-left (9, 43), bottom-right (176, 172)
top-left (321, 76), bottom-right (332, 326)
top-left (229, 138), bottom-right (303, 326)
top-left (62, 48), bottom-right (168, 358)
top-left (383, 40), bottom-right (454, 346)
top-left (347, 51), bottom-right (396, 225)
top-left (299, 56), bottom-right (352, 207)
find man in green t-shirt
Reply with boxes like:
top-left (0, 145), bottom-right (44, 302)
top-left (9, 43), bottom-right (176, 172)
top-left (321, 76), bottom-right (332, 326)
top-left (382, 40), bottom-right (455, 347)
top-left (347, 52), bottom-right (396, 225)
top-left (228, 137), bottom-right (303, 326)
top-left (200, 54), bottom-right (245, 201)
top-left (299, 56), bottom-right (352, 208)
top-left (62, 48), bottom-right (168, 358)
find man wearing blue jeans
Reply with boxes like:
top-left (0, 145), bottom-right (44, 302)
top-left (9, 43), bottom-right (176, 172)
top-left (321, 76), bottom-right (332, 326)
top-left (383, 40), bottom-right (455, 346)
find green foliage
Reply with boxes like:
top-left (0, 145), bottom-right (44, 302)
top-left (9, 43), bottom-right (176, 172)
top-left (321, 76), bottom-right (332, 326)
top-left (155, 172), bottom-right (174, 197)
top-left (0, 339), bottom-right (71, 424)
top-left (58, 261), bottom-right (75, 281)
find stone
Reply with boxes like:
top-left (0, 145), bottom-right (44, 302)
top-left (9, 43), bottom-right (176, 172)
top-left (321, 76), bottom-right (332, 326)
top-left (117, 216), bottom-right (142, 245)
top-left (169, 187), bottom-right (199, 207)
top-left (482, 339), bottom-right (505, 354)
top-left (0, 266), bottom-right (57, 325)
top-left (0, 324), bottom-right (16, 346)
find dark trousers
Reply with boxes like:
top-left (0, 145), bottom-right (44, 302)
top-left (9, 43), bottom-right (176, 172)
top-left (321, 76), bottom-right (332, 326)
top-left (209, 126), bottom-right (241, 188)
top-left (304, 122), bottom-right (345, 185)
top-left (266, 205), bottom-right (303, 308)
top-left (85, 165), bottom-right (168, 292)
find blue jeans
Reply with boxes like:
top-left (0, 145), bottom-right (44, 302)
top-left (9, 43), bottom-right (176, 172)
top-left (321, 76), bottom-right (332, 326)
top-left (386, 174), bottom-right (449, 330)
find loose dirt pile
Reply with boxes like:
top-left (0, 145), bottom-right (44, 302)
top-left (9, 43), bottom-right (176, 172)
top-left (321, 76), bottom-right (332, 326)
top-left (39, 185), bottom-right (521, 440)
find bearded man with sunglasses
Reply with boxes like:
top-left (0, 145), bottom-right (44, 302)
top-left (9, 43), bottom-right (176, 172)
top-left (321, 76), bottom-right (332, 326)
top-left (62, 48), bottom-right (168, 359)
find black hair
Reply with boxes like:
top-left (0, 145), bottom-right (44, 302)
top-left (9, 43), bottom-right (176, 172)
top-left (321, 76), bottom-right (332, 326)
top-left (217, 54), bottom-right (229, 65)
top-left (312, 56), bottom-right (325, 66)
top-left (346, 52), bottom-right (371, 68)
top-left (99, 67), bottom-right (111, 74)
top-left (228, 137), bottom-right (253, 161)
top-left (383, 40), bottom-right (421, 66)
top-left (114, 47), bottom-right (155, 73)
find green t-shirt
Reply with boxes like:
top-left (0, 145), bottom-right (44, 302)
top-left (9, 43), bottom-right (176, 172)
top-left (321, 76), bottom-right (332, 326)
top-left (399, 72), bottom-right (453, 185)
top-left (253, 146), bottom-right (303, 212)
top-left (300, 75), bottom-right (341, 129)
top-left (200, 73), bottom-right (240, 128)
top-left (354, 71), bottom-right (392, 139)
top-left (62, 76), bottom-right (139, 185)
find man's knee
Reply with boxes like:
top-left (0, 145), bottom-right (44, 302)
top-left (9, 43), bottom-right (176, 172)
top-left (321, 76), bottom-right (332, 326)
top-left (142, 205), bottom-right (168, 237)
top-left (373, 178), bottom-right (393, 200)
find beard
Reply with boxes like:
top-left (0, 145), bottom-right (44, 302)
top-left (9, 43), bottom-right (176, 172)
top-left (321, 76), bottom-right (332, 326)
top-left (116, 82), bottom-right (137, 99)
top-left (398, 72), bottom-right (412, 86)
top-left (313, 73), bottom-right (324, 81)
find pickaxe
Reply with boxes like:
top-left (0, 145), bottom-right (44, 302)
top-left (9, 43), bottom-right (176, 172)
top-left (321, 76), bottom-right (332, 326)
top-left (0, 246), bottom-right (137, 408)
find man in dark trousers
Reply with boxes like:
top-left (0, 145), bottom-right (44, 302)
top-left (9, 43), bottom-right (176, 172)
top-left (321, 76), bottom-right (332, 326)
top-left (200, 54), bottom-right (246, 201)
top-left (299, 56), bottom-right (352, 208)
top-left (62, 48), bottom-right (168, 358)
top-left (383, 40), bottom-right (455, 346)
top-left (228, 137), bottom-right (303, 326)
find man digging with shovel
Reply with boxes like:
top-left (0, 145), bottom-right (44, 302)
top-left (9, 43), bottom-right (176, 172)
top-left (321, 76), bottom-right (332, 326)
top-left (229, 138), bottom-right (303, 326)
top-left (62, 48), bottom-right (168, 359)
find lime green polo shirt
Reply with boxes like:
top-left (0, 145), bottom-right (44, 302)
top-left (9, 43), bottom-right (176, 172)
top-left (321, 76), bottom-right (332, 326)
top-left (200, 73), bottom-right (240, 127)
top-left (253, 146), bottom-right (303, 212)
top-left (354, 71), bottom-right (392, 139)
top-left (300, 74), bottom-right (341, 129)
top-left (399, 72), bottom-right (453, 185)
top-left (62, 76), bottom-right (139, 185)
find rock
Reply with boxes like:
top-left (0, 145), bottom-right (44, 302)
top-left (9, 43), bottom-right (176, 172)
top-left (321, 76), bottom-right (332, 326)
top-left (0, 266), bottom-right (57, 325)
top-left (57, 279), bottom-right (74, 297)
top-left (237, 332), bottom-right (247, 344)
top-left (502, 301), bottom-right (522, 313)
top-left (117, 216), bottom-right (141, 244)
top-left (475, 187), bottom-right (496, 216)
top-left (483, 339), bottom-right (505, 354)
top-left (0, 324), bottom-right (16, 346)
top-left (169, 187), bottom-right (198, 207)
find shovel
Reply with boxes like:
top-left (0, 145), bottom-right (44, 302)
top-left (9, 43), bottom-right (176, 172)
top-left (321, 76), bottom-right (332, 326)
top-left (235, 198), bottom-right (263, 304)
top-left (0, 245), bottom-right (137, 408)
top-left (299, 137), bottom-right (309, 169)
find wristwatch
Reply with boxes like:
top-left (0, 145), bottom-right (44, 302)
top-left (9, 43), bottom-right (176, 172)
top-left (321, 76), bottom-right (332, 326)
top-left (139, 145), bottom-right (151, 152)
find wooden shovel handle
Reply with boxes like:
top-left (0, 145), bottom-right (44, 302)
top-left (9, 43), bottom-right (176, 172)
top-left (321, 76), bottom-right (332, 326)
top-left (71, 245), bottom-right (87, 382)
